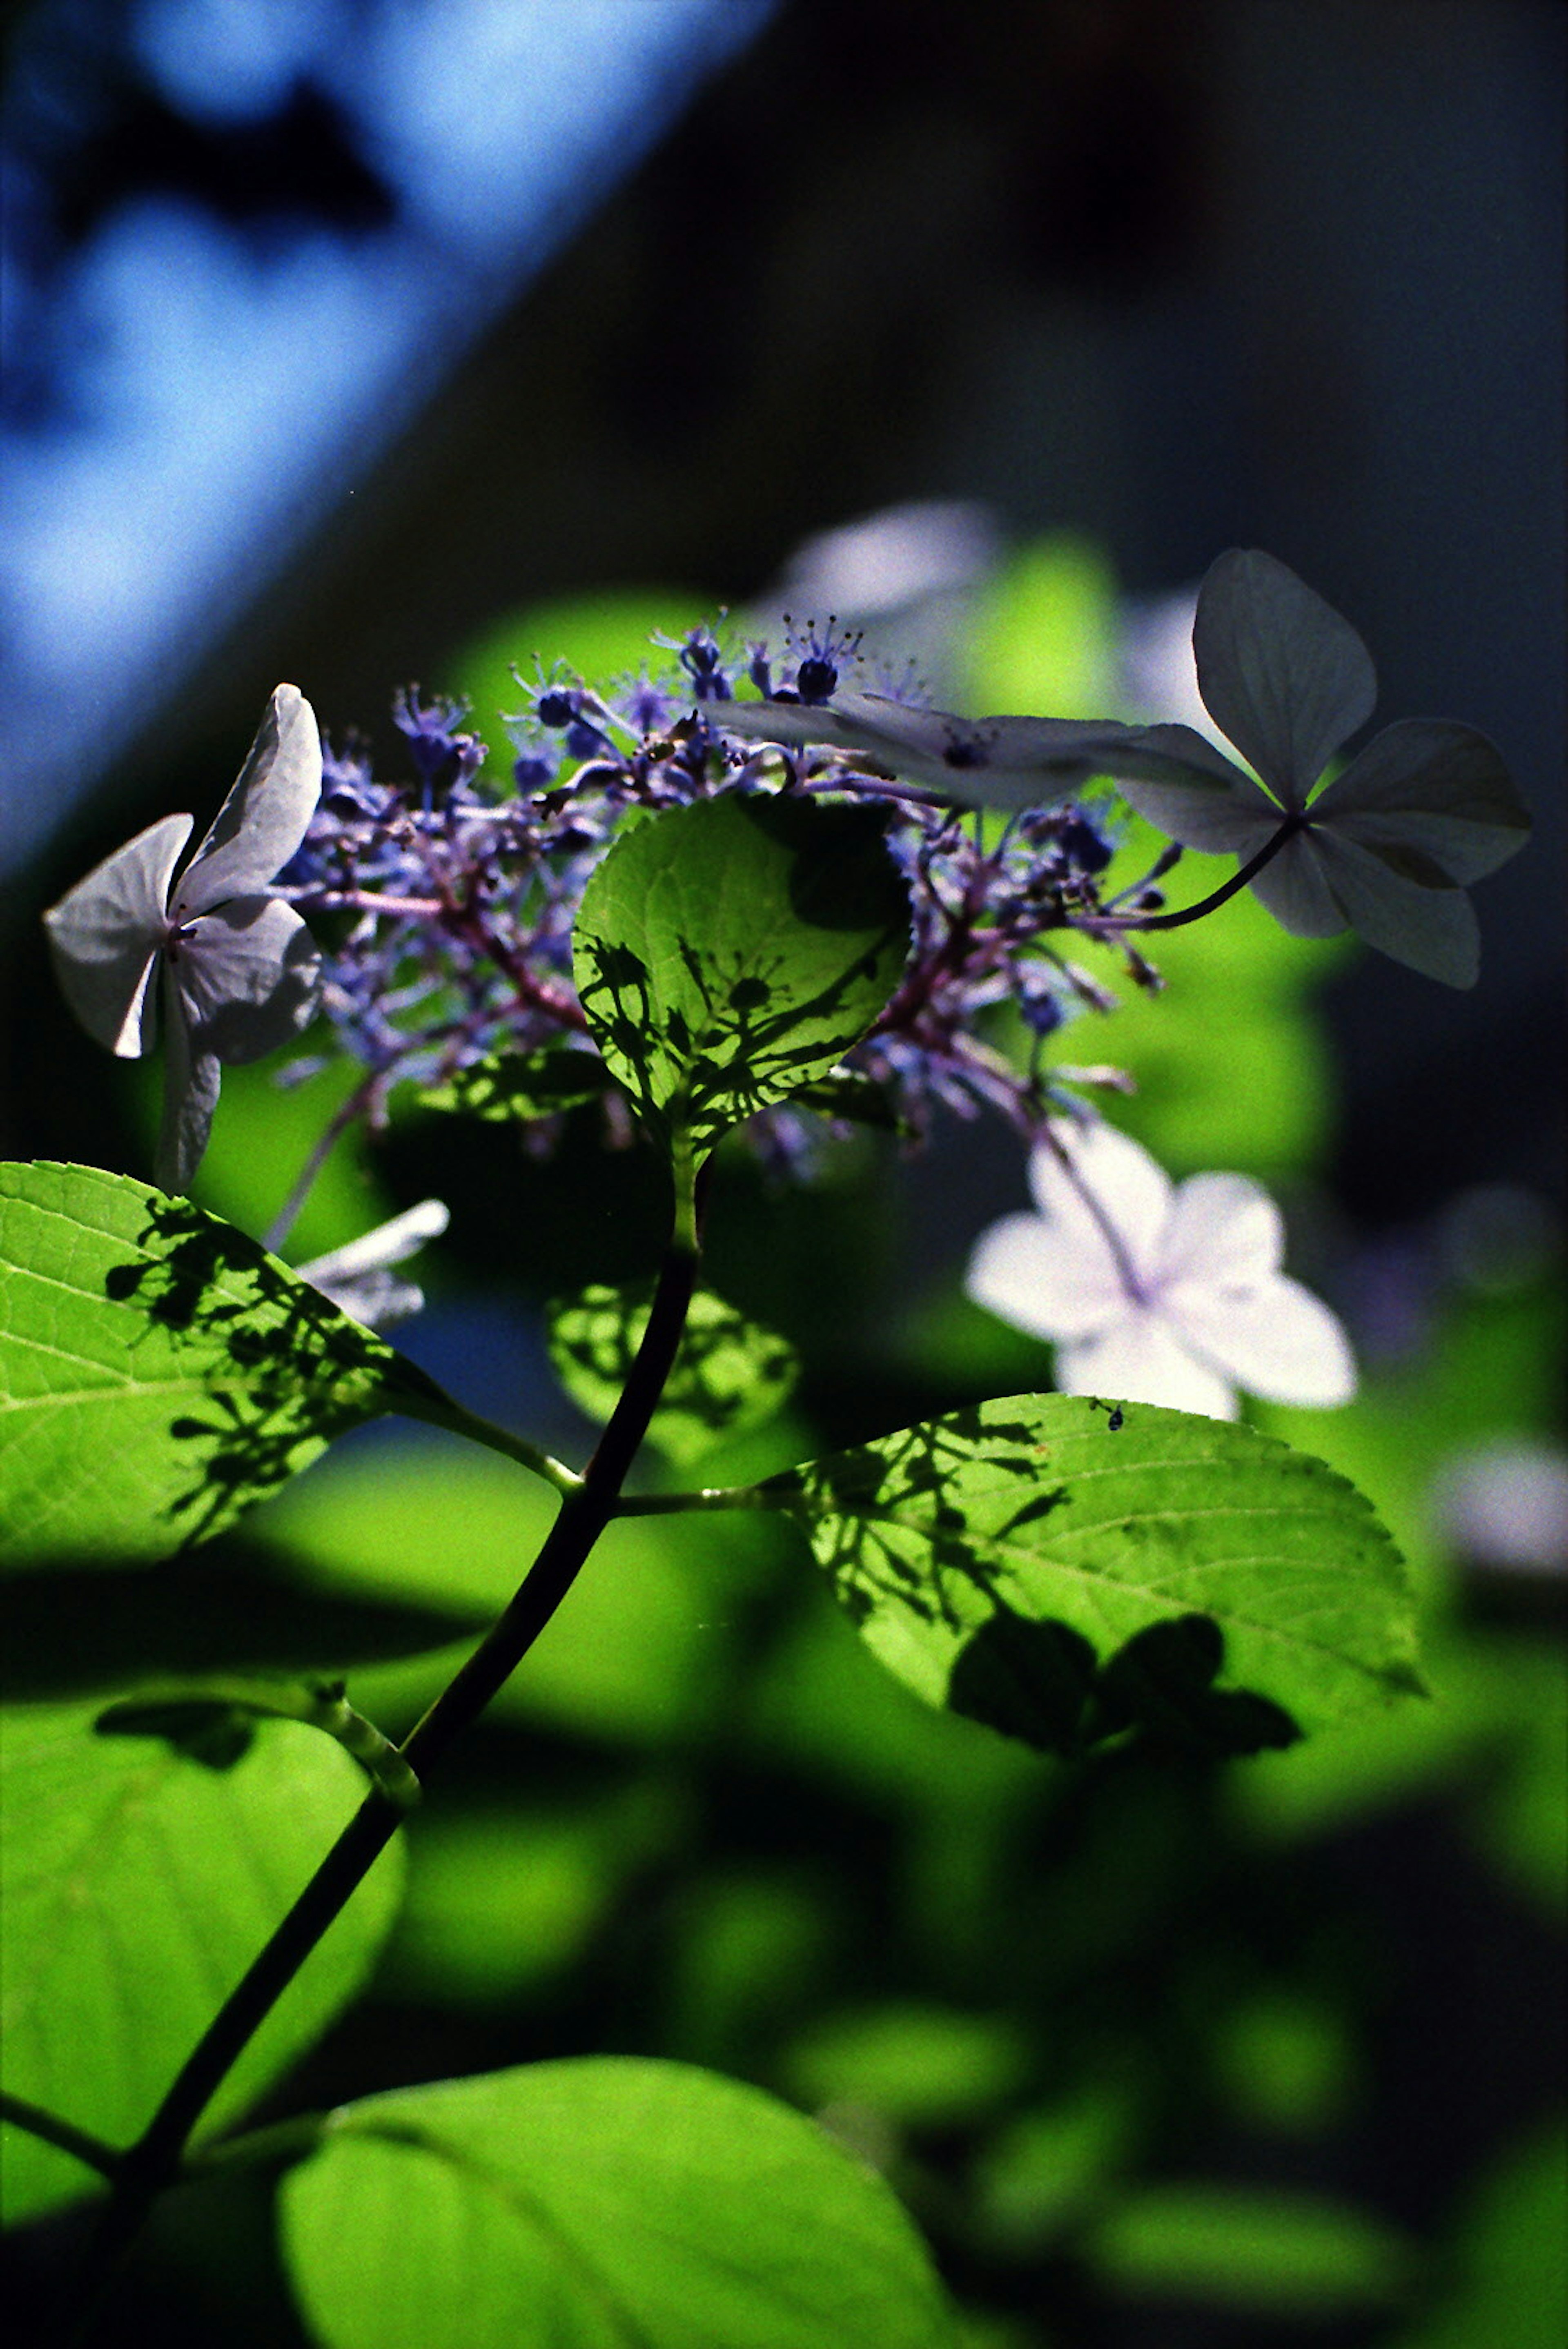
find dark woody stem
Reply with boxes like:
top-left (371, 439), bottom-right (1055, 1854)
top-left (57, 1176), bottom-right (705, 2347)
top-left (1095, 815), bottom-right (1304, 935)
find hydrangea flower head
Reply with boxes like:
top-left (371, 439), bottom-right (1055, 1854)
top-left (966, 1120), bottom-right (1356, 1420)
top-left (1111, 550), bottom-right (1530, 986)
top-left (44, 686), bottom-right (323, 1193)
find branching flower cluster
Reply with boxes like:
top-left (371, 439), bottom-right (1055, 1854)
top-left (276, 620), bottom-right (1155, 1159)
top-left (43, 551), bottom-right (1530, 1416)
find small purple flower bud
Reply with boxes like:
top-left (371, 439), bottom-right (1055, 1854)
top-left (1055, 813), bottom-right (1114, 874)
top-left (537, 690), bottom-right (575, 728)
top-left (513, 752), bottom-right (556, 791)
top-left (566, 718), bottom-right (611, 761)
top-left (1018, 977), bottom-right (1065, 1036)
top-left (677, 628), bottom-right (732, 701)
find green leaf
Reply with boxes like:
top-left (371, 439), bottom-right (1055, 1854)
top-left (279, 2058), bottom-right (956, 2349)
top-left (0, 1162), bottom-right (447, 1564)
top-left (0, 1698), bottom-right (404, 2224)
top-left (416, 1046), bottom-right (611, 1123)
top-left (572, 795), bottom-right (909, 1165)
top-left (549, 1281), bottom-right (798, 1465)
top-left (760, 1394), bottom-right (1421, 1750)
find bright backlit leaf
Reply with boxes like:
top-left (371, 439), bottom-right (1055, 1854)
top-left (416, 1046), bottom-right (612, 1123)
top-left (0, 1162), bottom-right (454, 1564)
top-left (548, 1281), bottom-right (797, 1464)
top-left (0, 1699), bottom-right (404, 2224)
top-left (279, 2058), bottom-right (956, 2349)
top-left (760, 1394), bottom-right (1421, 1752)
top-left (573, 795), bottom-right (910, 1167)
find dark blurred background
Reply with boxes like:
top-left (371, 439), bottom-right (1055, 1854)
top-left (2, 3), bottom-right (1563, 2345)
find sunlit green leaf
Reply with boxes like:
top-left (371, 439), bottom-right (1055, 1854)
top-left (761, 1394), bottom-right (1421, 1750)
top-left (0, 1699), bottom-right (403, 2224)
top-left (549, 1281), bottom-right (797, 1464)
top-left (0, 1164), bottom-right (451, 1564)
top-left (573, 795), bottom-right (909, 1165)
top-left (279, 2058), bottom-right (956, 2349)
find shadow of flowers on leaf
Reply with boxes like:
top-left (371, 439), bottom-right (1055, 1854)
top-left (104, 1195), bottom-right (401, 1546)
top-left (949, 1609), bottom-right (1300, 1759)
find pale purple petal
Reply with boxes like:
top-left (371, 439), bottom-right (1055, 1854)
top-left (172, 897), bottom-right (321, 1062)
top-left (155, 964), bottom-right (223, 1195)
top-left (42, 812), bottom-right (192, 1055)
top-left (965, 1209), bottom-right (1127, 1342)
top-left (1027, 1121), bottom-right (1174, 1282)
top-left (1163, 1275), bottom-right (1357, 1407)
top-left (1159, 1174), bottom-right (1283, 1288)
top-left (718, 691), bottom-right (1163, 808)
top-left (1057, 1315), bottom-right (1240, 1420)
top-left (1114, 741), bottom-right (1284, 855)
top-left (1245, 828), bottom-right (1350, 938)
top-left (1193, 550), bottom-right (1376, 803)
top-left (1311, 719), bottom-right (1530, 884)
top-left (177, 685), bottom-right (322, 912)
top-left (1311, 828), bottom-right (1481, 986)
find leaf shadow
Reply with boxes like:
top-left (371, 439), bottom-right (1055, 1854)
top-left (949, 1609), bottom-right (1301, 1760)
top-left (103, 1195), bottom-right (392, 1545)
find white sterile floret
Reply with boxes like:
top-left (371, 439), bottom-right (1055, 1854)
top-left (296, 1200), bottom-right (450, 1331)
top-left (43, 686), bottom-right (323, 1194)
top-left (966, 1121), bottom-right (1356, 1421)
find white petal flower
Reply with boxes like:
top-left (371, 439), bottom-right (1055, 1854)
top-left (1111, 551), bottom-right (1530, 987)
top-left (296, 1200), bottom-right (450, 1330)
top-left (966, 1121), bottom-right (1356, 1421)
top-left (44, 686), bottom-right (323, 1193)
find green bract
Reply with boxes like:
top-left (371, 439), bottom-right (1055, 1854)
top-left (280, 2058), bottom-right (957, 2349)
top-left (762, 1394), bottom-right (1422, 1751)
top-left (573, 795), bottom-right (911, 1173)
